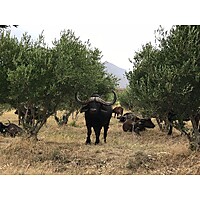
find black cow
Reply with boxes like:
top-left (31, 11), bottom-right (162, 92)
top-left (112, 106), bottom-right (123, 118)
top-left (123, 118), bottom-right (155, 135)
top-left (122, 117), bottom-right (140, 132)
top-left (167, 111), bottom-right (200, 135)
top-left (15, 106), bottom-right (47, 126)
top-left (118, 112), bottom-right (138, 123)
top-left (0, 121), bottom-right (23, 137)
top-left (14, 107), bottom-right (33, 125)
top-left (133, 118), bottom-right (155, 135)
top-left (0, 122), bottom-right (7, 135)
top-left (76, 91), bottom-right (117, 145)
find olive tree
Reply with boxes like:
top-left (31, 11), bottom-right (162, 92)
top-left (127, 43), bottom-right (168, 117)
top-left (159, 25), bottom-right (200, 150)
top-left (51, 30), bottom-right (117, 125)
top-left (0, 30), bottom-right (19, 114)
top-left (0, 29), bottom-right (117, 140)
top-left (127, 25), bottom-right (200, 150)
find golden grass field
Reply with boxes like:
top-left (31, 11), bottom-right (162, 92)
top-left (1, 110), bottom-right (200, 175)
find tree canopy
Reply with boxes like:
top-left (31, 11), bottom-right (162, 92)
top-left (0, 29), bottom-right (118, 139)
top-left (126, 25), bottom-right (200, 149)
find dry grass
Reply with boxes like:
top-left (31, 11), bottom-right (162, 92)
top-left (1, 110), bottom-right (200, 175)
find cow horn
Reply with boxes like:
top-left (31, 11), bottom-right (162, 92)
top-left (95, 90), bottom-right (117, 106)
top-left (75, 90), bottom-right (117, 106)
top-left (75, 92), bottom-right (89, 105)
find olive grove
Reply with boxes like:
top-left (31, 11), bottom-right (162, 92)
top-left (0, 28), bottom-right (117, 139)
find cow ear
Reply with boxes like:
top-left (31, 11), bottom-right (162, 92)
top-left (80, 106), bottom-right (88, 113)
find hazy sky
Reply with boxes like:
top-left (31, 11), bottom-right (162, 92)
top-left (10, 24), bottom-right (169, 71)
top-left (3, 0), bottom-right (198, 71)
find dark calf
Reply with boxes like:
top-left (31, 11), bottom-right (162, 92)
top-left (133, 118), bottom-right (155, 135)
top-left (5, 123), bottom-right (24, 137)
top-left (123, 118), bottom-right (155, 135)
top-left (118, 112), bottom-right (137, 123)
top-left (0, 122), bottom-right (23, 137)
top-left (15, 106), bottom-right (47, 126)
top-left (167, 112), bottom-right (200, 135)
top-left (122, 116), bottom-right (140, 132)
top-left (112, 106), bottom-right (123, 118)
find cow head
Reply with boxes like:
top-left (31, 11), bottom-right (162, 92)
top-left (75, 91), bottom-right (117, 114)
top-left (0, 122), bottom-right (7, 133)
top-left (138, 118), bottom-right (155, 128)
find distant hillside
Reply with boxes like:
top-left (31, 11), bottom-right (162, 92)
top-left (104, 61), bottom-right (129, 89)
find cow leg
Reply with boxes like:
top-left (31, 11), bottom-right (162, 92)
top-left (18, 115), bottom-right (21, 125)
top-left (156, 117), bottom-right (163, 131)
top-left (134, 128), bottom-right (141, 135)
top-left (86, 125), bottom-right (92, 145)
top-left (133, 124), bottom-right (141, 136)
top-left (103, 125), bottom-right (109, 143)
top-left (10, 132), bottom-right (16, 138)
top-left (168, 125), bottom-right (173, 135)
top-left (94, 127), bottom-right (102, 145)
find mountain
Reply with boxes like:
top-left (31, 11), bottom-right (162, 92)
top-left (104, 61), bottom-right (129, 89)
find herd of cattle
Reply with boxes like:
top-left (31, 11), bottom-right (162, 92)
top-left (76, 91), bottom-right (158, 144)
top-left (0, 90), bottom-right (200, 144)
top-left (75, 90), bottom-right (200, 144)
top-left (113, 107), bottom-right (155, 134)
top-left (115, 108), bottom-right (200, 136)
